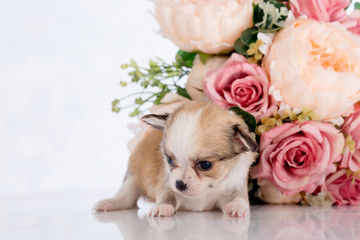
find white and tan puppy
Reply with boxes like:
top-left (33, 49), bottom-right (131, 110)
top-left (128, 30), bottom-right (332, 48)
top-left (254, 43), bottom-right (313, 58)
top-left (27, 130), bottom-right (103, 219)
top-left (93, 102), bottom-right (258, 217)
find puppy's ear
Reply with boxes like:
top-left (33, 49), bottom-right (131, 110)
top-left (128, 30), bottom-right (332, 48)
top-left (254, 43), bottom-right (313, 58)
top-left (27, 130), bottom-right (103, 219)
top-left (141, 113), bottom-right (169, 130)
top-left (233, 124), bottom-right (258, 153)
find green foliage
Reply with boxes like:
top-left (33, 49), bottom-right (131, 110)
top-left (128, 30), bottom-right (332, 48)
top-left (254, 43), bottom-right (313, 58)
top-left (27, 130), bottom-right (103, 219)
top-left (111, 99), bottom-right (121, 113)
top-left (235, 1), bottom-right (288, 59)
top-left (234, 27), bottom-right (258, 56)
top-left (175, 50), bottom-right (197, 68)
top-left (234, 38), bottom-right (249, 55)
top-left (355, 2), bottom-right (360, 10)
top-left (176, 86), bottom-right (191, 100)
top-left (253, 1), bottom-right (289, 32)
top-left (198, 52), bottom-right (210, 64)
top-left (228, 106), bottom-right (257, 132)
top-left (113, 55), bottom-right (192, 117)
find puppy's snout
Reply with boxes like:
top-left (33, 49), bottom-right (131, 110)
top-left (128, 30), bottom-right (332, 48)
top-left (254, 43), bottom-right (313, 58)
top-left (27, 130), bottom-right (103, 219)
top-left (175, 180), bottom-right (187, 191)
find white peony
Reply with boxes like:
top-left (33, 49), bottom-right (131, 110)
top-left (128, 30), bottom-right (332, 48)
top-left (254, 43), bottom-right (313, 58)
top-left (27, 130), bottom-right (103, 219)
top-left (151, 0), bottom-right (254, 54)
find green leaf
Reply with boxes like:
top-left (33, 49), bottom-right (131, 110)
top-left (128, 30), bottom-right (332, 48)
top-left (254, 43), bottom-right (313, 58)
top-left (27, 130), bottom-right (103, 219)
top-left (253, 3), bottom-right (265, 27)
top-left (129, 107), bottom-right (141, 117)
top-left (134, 97), bottom-right (144, 105)
top-left (234, 37), bottom-right (249, 55)
top-left (111, 99), bottom-right (121, 113)
top-left (154, 90), bottom-right (170, 105)
top-left (355, 2), bottom-right (360, 10)
top-left (175, 50), bottom-right (197, 68)
top-left (240, 28), bottom-right (258, 46)
top-left (176, 86), bottom-right (192, 100)
top-left (258, 28), bottom-right (281, 33)
top-left (253, 1), bottom-right (288, 30)
top-left (234, 27), bottom-right (258, 56)
top-left (198, 52), bottom-right (210, 65)
top-left (228, 106), bottom-right (257, 132)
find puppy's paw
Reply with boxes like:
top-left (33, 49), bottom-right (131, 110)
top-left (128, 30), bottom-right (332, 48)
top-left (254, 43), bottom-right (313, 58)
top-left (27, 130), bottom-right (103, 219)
top-left (147, 216), bottom-right (176, 230)
top-left (148, 203), bottom-right (176, 217)
top-left (93, 198), bottom-right (122, 212)
top-left (222, 197), bottom-right (249, 218)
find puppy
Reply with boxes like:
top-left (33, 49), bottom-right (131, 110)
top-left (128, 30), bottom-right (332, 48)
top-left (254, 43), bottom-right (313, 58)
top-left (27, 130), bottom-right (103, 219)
top-left (93, 102), bottom-right (258, 217)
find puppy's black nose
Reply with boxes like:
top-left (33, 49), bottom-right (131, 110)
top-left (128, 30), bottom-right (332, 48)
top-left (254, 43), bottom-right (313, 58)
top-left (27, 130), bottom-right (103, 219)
top-left (175, 180), bottom-right (187, 191)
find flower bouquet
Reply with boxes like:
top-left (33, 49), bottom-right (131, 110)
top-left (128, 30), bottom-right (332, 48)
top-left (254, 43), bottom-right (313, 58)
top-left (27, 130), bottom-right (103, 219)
top-left (114, 0), bottom-right (360, 206)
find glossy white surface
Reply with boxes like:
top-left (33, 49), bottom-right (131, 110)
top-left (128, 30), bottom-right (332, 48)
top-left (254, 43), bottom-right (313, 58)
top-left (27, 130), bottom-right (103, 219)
top-left (1, 192), bottom-right (359, 240)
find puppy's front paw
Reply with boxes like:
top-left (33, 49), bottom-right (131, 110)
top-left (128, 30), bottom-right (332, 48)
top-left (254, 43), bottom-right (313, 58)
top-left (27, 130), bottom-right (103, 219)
top-left (93, 198), bottom-right (121, 212)
top-left (149, 203), bottom-right (176, 217)
top-left (222, 197), bottom-right (249, 218)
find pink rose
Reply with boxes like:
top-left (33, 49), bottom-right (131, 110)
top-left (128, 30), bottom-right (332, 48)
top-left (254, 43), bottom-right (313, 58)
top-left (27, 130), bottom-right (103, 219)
top-left (326, 169), bottom-right (360, 206)
top-left (340, 103), bottom-right (360, 172)
top-left (203, 53), bottom-right (276, 122)
top-left (289, 0), bottom-right (350, 22)
top-left (341, 10), bottom-right (360, 36)
top-left (251, 121), bottom-right (345, 195)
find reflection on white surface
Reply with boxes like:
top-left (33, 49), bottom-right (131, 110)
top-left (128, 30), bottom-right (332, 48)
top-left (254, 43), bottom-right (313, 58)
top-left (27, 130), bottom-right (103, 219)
top-left (250, 205), bottom-right (360, 240)
top-left (93, 203), bottom-right (360, 240)
top-left (1, 193), bottom-right (360, 240)
top-left (93, 210), bottom-right (249, 240)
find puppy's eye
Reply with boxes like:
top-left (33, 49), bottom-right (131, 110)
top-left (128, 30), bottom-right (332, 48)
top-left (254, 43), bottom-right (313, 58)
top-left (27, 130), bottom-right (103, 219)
top-left (167, 156), bottom-right (175, 167)
top-left (197, 161), bottom-right (212, 171)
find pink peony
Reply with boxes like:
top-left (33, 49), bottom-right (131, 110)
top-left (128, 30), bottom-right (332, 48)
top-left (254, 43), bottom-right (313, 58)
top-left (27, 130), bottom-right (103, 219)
top-left (251, 121), bottom-right (345, 196)
top-left (203, 53), bottom-right (276, 122)
top-left (326, 169), bottom-right (360, 206)
top-left (264, 19), bottom-right (360, 121)
top-left (289, 0), bottom-right (350, 22)
top-left (340, 103), bottom-right (360, 172)
top-left (341, 10), bottom-right (360, 36)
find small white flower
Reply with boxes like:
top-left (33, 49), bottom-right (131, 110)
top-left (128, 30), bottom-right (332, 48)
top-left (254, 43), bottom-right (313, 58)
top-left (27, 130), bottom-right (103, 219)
top-left (257, 32), bottom-right (274, 56)
top-left (269, 86), bottom-right (303, 115)
top-left (278, 102), bottom-right (291, 116)
top-left (293, 107), bottom-right (302, 115)
top-left (327, 116), bottom-right (345, 127)
top-left (269, 85), bottom-right (283, 102)
top-left (303, 192), bottom-right (333, 207)
top-left (285, 10), bottom-right (296, 26)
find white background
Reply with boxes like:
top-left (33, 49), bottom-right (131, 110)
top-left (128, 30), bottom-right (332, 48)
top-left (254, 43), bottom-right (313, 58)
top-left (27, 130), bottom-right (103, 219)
top-left (0, 0), bottom-right (177, 197)
top-left (0, 1), bottom-right (356, 197)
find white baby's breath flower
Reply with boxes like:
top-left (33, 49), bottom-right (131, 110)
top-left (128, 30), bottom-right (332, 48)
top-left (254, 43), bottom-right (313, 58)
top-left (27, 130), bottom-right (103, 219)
top-left (327, 116), bottom-right (345, 127)
top-left (278, 102), bottom-right (291, 117)
top-left (285, 10), bottom-right (297, 26)
top-left (303, 192), bottom-right (333, 207)
top-left (269, 87), bottom-right (303, 116)
top-left (257, 32), bottom-right (274, 56)
top-left (269, 85), bottom-right (283, 102)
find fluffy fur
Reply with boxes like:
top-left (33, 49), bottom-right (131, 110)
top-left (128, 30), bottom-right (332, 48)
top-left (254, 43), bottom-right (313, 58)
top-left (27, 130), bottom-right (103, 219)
top-left (93, 102), bottom-right (258, 217)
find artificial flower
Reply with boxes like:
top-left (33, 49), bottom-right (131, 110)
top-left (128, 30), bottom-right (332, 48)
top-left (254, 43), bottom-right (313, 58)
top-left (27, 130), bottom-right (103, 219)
top-left (341, 10), bottom-right (360, 36)
top-left (264, 19), bottom-right (360, 120)
top-left (151, 0), bottom-right (254, 54)
top-left (340, 103), bottom-right (360, 172)
top-left (251, 121), bottom-right (345, 195)
top-left (289, 0), bottom-right (350, 22)
top-left (186, 55), bottom-right (228, 99)
top-left (326, 169), bottom-right (360, 205)
top-left (204, 53), bottom-right (277, 122)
